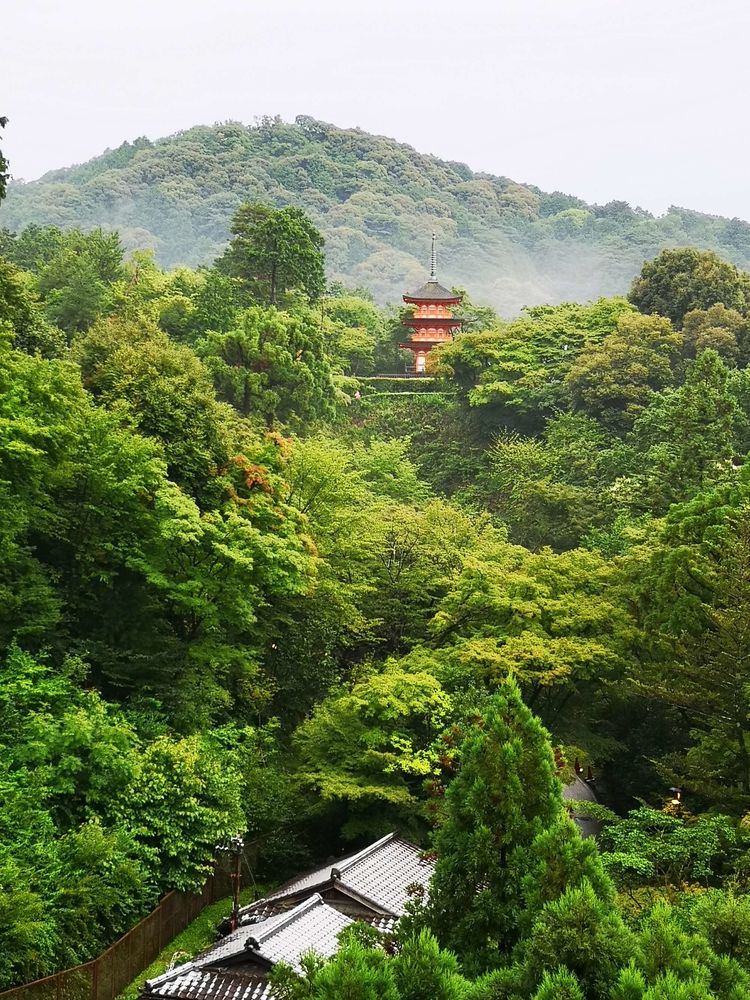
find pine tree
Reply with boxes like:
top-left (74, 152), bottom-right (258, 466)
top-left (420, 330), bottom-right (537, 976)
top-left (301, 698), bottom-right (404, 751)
top-left (426, 678), bottom-right (562, 971)
top-left (530, 967), bottom-right (585, 1000)
top-left (519, 814), bottom-right (616, 937)
top-left (522, 881), bottom-right (635, 999)
top-left (391, 929), bottom-right (469, 1000)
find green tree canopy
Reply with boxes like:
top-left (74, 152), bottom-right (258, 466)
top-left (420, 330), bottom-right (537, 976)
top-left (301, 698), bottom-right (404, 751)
top-left (217, 202), bottom-right (325, 305)
top-left (196, 305), bottom-right (335, 429)
top-left (629, 248), bottom-right (750, 327)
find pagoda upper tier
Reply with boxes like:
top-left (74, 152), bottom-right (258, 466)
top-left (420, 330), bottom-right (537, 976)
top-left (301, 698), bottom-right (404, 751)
top-left (403, 280), bottom-right (462, 305)
top-left (399, 235), bottom-right (462, 373)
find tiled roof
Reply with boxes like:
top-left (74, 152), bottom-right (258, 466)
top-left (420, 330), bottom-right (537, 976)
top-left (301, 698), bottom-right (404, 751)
top-left (146, 897), bottom-right (354, 1000)
top-left (193, 909), bottom-right (293, 965)
top-left (143, 834), bottom-right (432, 1000)
top-left (335, 836), bottom-right (431, 915)
top-left (145, 967), bottom-right (270, 1000)
top-left (261, 833), bottom-right (432, 916)
top-left (244, 894), bottom-right (352, 970)
top-left (563, 774), bottom-right (600, 839)
top-left (404, 280), bottom-right (461, 302)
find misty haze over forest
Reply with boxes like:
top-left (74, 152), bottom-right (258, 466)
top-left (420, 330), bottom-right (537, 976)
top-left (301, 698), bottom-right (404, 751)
top-left (5, 116), bottom-right (750, 314)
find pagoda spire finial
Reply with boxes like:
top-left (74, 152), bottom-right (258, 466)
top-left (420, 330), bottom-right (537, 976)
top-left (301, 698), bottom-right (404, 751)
top-left (429, 232), bottom-right (437, 281)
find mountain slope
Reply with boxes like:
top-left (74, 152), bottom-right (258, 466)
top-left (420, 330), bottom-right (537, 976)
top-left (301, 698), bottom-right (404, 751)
top-left (4, 115), bottom-right (750, 313)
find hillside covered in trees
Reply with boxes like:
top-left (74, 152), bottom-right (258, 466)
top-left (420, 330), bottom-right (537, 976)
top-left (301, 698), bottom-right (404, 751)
top-left (6, 194), bottom-right (750, 998)
top-left (5, 116), bottom-right (750, 312)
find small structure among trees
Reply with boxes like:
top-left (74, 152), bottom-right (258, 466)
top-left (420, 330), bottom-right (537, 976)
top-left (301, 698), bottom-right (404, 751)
top-left (142, 834), bottom-right (434, 1000)
top-left (399, 234), bottom-right (463, 374)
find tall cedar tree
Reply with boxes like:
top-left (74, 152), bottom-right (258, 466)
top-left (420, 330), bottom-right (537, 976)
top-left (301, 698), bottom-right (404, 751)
top-left (427, 678), bottom-right (562, 972)
top-left (217, 202), bottom-right (325, 305)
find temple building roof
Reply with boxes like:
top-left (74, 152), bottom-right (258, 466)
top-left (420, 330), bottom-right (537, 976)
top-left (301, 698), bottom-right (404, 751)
top-left (261, 832), bottom-right (431, 915)
top-left (142, 835), bottom-right (432, 1000)
top-left (562, 773), bottom-right (601, 839)
top-left (403, 279), bottom-right (461, 303)
top-left (143, 808), bottom-right (601, 1000)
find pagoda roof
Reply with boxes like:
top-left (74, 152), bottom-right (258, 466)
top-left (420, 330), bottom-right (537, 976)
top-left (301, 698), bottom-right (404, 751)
top-left (403, 280), bottom-right (461, 303)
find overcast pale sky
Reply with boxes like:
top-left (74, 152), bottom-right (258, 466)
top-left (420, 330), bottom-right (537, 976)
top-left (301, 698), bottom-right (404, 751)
top-left (4, 0), bottom-right (750, 219)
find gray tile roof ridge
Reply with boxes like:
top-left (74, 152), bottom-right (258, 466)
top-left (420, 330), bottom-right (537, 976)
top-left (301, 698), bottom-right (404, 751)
top-left (193, 909), bottom-right (295, 967)
top-left (259, 832), bottom-right (400, 903)
top-left (329, 832), bottom-right (396, 878)
top-left (245, 893), bottom-right (325, 949)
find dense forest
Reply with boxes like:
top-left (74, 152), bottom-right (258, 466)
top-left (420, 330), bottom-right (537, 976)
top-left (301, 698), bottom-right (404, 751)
top-left (5, 190), bottom-right (750, 999)
top-left (6, 116), bottom-right (750, 312)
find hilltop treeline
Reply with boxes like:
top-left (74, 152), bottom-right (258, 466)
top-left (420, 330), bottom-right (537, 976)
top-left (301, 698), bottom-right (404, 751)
top-left (5, 116), bottom-right (750, 311)
top-left (3, 208), bottom-right (750, 997)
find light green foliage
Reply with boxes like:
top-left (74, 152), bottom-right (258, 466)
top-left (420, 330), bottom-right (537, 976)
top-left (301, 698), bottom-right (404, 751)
top-left (682, 305), bottom-right (749, 365)
top-left (631, 902), bottom-right (750, 998)
top-left (73, 312), bottom-right (232, 497)
top-left (629, 351), bottom-right (739, 511)
top-left (530, 968), bottom-right (585, 1000)
top-left (110, 734), bottom-right (245, 889)
top-left (274, 934), bottom-right (400, 1000)
top-left (272, 928), bottom-right (470, 1000)
top-left (34, 228), bottom-right (125, 336)
top-left (639, 974), bottom-right (714, 999)
top-left (132, 479), bottom-right (316, 725)
top-left (324, 293), bottom-right (384, 376)
top-left (426, 542), bottom-right (632, 729)
top-left (522, 881), bottom-right (636, 999)
top-left (0, 257), bottom-right (65, 356)
top-left (484, 414), bottom-right (613, 549)
top-left (689, 892), bottom-right (750, 969)
top-left (217, 201), bottom-right (325, 305)
top-left (293, 664), bottom-right (451, 838)
top-left (0, 645), bottom-right (294, 987)
top-left (609, 964), bottom-right (648, 1000)
top-left (279, 433), bottom-right (481, 674)
top-left (519, 815), bottom-right (615, 936)
top-left (0, 223), bottom-right (69, 271)
top-left (391, 929), bottom-right (469, 1000)
top-left (633, 481), bottom-right (750, 806)
top-left (629, 248), bottom-right (750, 328)
top-left (0, 335), bottom-right (88, 644)
top-left (565, 313), bottom-right (683, 430)
top-left (0, 647), bottom-right (150, 986)
top-left (436, 298), bottom-right (635, 432)
top-left (599, 809), bottom-right (737, 896)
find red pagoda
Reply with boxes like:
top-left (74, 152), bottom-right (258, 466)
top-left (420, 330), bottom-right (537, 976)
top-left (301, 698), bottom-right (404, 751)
top-left (399, 233), bottom-right (462, 374)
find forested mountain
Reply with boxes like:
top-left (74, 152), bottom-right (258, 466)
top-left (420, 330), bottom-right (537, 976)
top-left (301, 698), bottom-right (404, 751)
top-left (7, 191), bottom-right (750, 997)
top-left (5, 115), bottom-right (750, 313)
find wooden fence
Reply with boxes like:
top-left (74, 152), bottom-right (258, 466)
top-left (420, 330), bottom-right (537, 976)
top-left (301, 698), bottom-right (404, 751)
top-left (0, 871), bottom-right (234, 1000)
